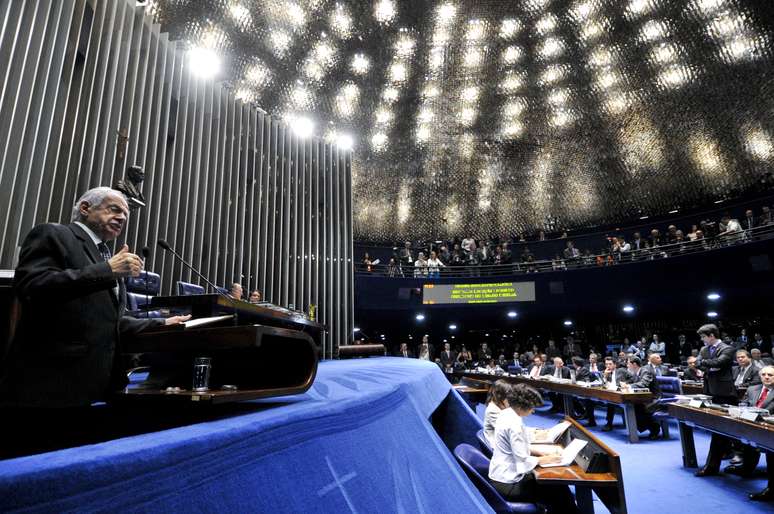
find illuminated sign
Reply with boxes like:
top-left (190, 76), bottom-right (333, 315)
top-left (422, 282), bottom-right (536, 304)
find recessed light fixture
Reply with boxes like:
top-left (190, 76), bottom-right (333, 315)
top-left (449, 324), bottom-right (457, 330)
top-left (563, 320), bottom-right (573, 326)
top-left (707, 311), bottom-right (718, 318)
top-left (415, 314), bottom-right (425, 321)
top-left (622, 305), bottom-right (635, 313)
top-left (707, 292), bottom-right (721, 300)
top-left (507, 311), bottom-right (517, 318)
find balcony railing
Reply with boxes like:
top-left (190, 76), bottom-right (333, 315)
top-left (355, 224), bottom-right (774, 278)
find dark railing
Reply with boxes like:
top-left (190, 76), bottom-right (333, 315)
top-left (355, 225), bottom-right (774, 278)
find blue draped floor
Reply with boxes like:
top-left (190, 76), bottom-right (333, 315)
top-left (2, 358), bottom-right (771, 513)
top-left (0, 358), bottom-right (489, 513)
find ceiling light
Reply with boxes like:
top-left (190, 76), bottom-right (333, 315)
top-left (351, 54), bottom-right (370, 74)
top-left (336, 134), bottom-right (354, 150)
top-left (707, 311), bottom-right (718, 318)
top-left (438, 3), bottom-right (457, 24)
top-left (374, 0), bottom-right (396, 23)
top-left (500, 19), bottom-right (520, 38)
top-left (707, 292), bottom-right (721, 300)
top-left (507, 311), bottom-right (517, 318)
top-left (353, 327), bottom-right (360, 332)
top-left (622, 305), bottom-right (635, 313)
top-left (188, 47), bottom-right (221, 79)
top-left (563, 320), bottom-right (573, 326)
top-left (449, 324), bottom-right (457, 330)
top-left (415, 313), bottom-right (425, 321)
top-left (291, 116), bottom-right (314, 138)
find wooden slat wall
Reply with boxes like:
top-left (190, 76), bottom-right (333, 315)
top-left (0, 0), bottom-right (353, 358)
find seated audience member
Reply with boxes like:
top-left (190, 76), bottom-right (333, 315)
top-left (586, 353), bottom-right (601, 375)
top-left (439, 343), bottom-right (456, 370)
top-left (736, 366), bottom-right (774, 501)
top-left (484, 379), bottom-right (510, 445)
top-left (749, 332), bottom-right (769, 355)
top-left (677, 334), bottom-right (693, 362)
top-left (479, 342), bottom-right (493, 363)
top-left (571, 356), bottom-right (591, 382)
top-left (426, 250), bottom-right (445, 278)
top-left (498, 354), bottom-right (509, 369)
top-left (248, 289), bottom-right (262, 303)
top-left (396, 342), bottom-right (413, 358)
top-left (602, 357), bottom-right (630, 431)
top-left (413, 252), bottom-right (428, 277)
top-left (646, 353), bottom-right (674, 377)
top-left (229, 282), bottom-right (243, 300)
top-left (545, 339), bottom-right (561, 359)
top-left (528, 356), bottom-right (545, 379)
top-left (732, 350), bottom-right (762, 388)
top-left (457, 346), bottom-right (473, 367)
top-left (510, 352), bottom-right (524, 371)
top-left (621, 356), bottom-right (662, 439)
top-left (648, 334), bottom-right (666, 356)
top-left (386, 257), bottom-right (403, 277)
top-left (488, 384), bottom-right (581, 514)
top-left (682, 356), bottom-right (704, 381)
top-left (545, 357), bottom-right (571, 379)
top-left (399, 241), bottom-right (413, 268)
top-left (485, 359), bottom-right (502, 373)
top-left (751, 348), bottom-right (773, 368)
top-left (616, 351), bottom-right (629, 368)
top-left (362, 252), bottom-right (373, 272)
top-left (562, 336), bottom-right (582, 358)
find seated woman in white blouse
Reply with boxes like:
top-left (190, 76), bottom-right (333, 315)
top-left (489, 383), bottom-right (580, 513)
top-left (483, 380), bottom-right (510, 446)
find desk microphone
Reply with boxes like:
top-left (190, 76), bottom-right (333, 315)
top-left (157, 239), bottom-right (238, 324)
top-left (141, 246), bottom-right (151, 313)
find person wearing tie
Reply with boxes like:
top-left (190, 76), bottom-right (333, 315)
top-left (439, 343), bottom-right (455, 370)
top-left (694, 323), bottom-right (738, 477)
top-left (396, 342), bottom-right (413, 358)
top-left (0, 187), bottom-right (189, 458)
top-left (621, 356), bottom-right (662, 439)
top-left (732, 350), bottom-right (761, 388)
top-left (601, 357), bottom-right (629, 431)
top-left (528, 356), bottom-right (544, 379)
top-left (728, 366), bottom-right (774, 501)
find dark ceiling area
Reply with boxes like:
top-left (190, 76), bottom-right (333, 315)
top-left (148, 0), bottom-right (774, 242)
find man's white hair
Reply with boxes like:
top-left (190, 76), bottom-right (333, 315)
top-left (71, 187), bottom-right (126, 222)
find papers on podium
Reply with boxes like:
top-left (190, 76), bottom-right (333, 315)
top-left (182, 315), bottom-right (234, 329)
top-left (538, 438), bottom-right (588, 468)
top-left (531, 420), bottom-right (571, 444)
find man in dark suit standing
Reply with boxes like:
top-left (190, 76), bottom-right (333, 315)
top-left (439, 343), bottom-right (456, 370)
top-left (0, 187), bottom-right (189, 456)
top-left (695, 324), bottom-right (738, 476)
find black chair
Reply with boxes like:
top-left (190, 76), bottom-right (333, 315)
top-left (453, 443), bottom-right (545, 514)
top-left (476, 428), bottom-right (493, 457)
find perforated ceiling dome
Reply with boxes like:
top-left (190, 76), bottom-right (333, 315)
top-left (148, 0), bottom-right (774, 242)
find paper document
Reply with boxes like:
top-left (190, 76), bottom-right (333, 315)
top-left (532, 421), bottom-right (571, 444)
top-left (182, 315), bottom-right (234, 329)
top-left (539, 438), bottom-right (588, 467)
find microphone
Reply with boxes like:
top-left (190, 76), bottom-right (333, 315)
top-left (141, 246), bottom-right (151, 314)
top-left (157, 239), bottom-right (238, 324)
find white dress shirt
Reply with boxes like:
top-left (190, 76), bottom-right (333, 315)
top-left (489, 408), bottom-right (538, 484)
top-left (483, 402), bottom-right (502, 446)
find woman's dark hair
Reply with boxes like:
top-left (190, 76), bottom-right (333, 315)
top-left (505, 383), bottom-right (544, 411)
top-left (486, 379), bottom-right (510, 408)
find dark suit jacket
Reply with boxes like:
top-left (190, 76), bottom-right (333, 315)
top-left (603, 368), bottom-right (630, 387)
top-left (698, 342), bottom-right (737, 402)
top-left (574, 366), bottom-right (592, 382)
top-left (439, 350), bottom-right (456, 367)
top-left (0, 223), bottom-right (160, 408)
top-left (683, 367), bottom-right (702, 381)
top-left (543, 365), bottom-right (571, 379)
top-left (745, 384), bottom-right (774, 411)
top-left (732, 365), bottom-right (761, 387)
top-left (626, 367), bottom-right (662, 397)
top-left (395, 349), bottom-right (414, 358)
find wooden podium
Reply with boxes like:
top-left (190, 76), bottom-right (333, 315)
top-left (118, 319), bottom-right (318, 404)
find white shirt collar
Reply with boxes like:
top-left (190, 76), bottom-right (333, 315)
top-left (74, 221), bottom-right (103, 246)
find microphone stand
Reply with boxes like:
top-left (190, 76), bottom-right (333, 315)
top-left (157, 240), bottom-right (239, 325)
top-left (141, 247), bottom-right (151, 318)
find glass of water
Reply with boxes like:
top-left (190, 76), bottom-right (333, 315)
top-left (192, 357), bottom-right (212, 392)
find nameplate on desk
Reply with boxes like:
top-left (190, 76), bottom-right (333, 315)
top-left (741, 410), bottom-right (761, 422)
top-left (689, 399), bottom-right (705, 408)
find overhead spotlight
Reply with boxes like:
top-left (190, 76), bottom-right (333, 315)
top-left (563, 320), bottom-right (573, 326)
top-left (443, 339), bottom-right (448, 343)
top-left (188, 47), bottom-right (221, 79)
top-left (336, 134), bottom-right (354, 150)
top-left (380, 334), bottom-right (385, 339)
top-left (485, 333), bottom-right (489, 337)
top-left (706, 292), bottom-right (721, 300)
top-left (291, 117), bottom-right (314, 138)
top-left (507, 311), bottom-right (517, 318)
top-left (448, 324), bottom-right (457, 330)
top-left (622, 305), bottom-right (635, 313)
top-left (707, 311), bottom-right (718, 318)
top-left (353, 327), bottom-right (360, 332)
top-left (415, 314), bottom-right (425, 321)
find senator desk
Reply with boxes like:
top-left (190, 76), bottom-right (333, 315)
top-left (668, 402), bottom-right (774, 468)
top-left (452, 371), bottom-right (654, 443)
top-left (534, 417), bottom-right (628, 514)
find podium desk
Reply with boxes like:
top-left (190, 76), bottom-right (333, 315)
top-left (668, 402), bottom-right (774, 468)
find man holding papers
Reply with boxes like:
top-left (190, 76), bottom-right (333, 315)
top-left (489, 383), bottom-right (581, 513)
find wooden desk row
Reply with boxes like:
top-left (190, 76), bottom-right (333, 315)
top-left (667, 403), bottom-right (774, 468)
top-left (450, 371), bottom-right (653, 443)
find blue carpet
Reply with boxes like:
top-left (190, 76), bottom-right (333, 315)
top-left (514, 405), bottom-right (772, 514)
